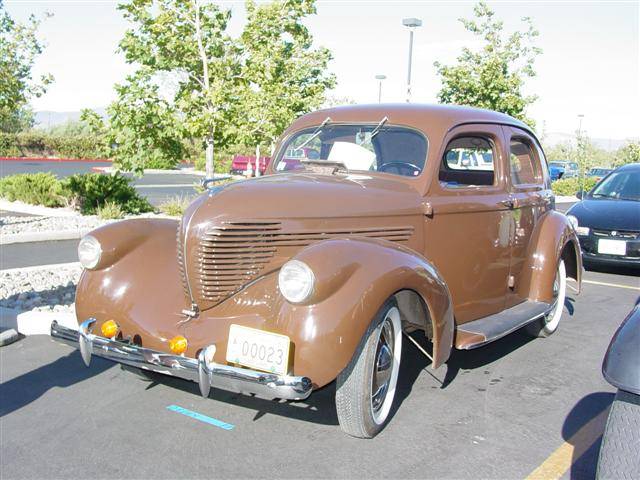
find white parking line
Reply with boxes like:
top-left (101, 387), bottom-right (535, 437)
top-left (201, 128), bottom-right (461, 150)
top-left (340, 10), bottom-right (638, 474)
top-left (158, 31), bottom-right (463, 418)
top-left (583, 279), bottom-right (640, 291)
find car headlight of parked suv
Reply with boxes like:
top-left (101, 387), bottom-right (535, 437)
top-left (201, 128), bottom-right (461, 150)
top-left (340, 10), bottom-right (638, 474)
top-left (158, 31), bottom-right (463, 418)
top-left (567, 215), bottom-right (590, 236)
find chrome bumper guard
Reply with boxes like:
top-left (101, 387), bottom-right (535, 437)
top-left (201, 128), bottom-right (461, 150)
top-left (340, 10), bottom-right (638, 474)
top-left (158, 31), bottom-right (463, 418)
top-left (50, 319), bottom-right (312, 401)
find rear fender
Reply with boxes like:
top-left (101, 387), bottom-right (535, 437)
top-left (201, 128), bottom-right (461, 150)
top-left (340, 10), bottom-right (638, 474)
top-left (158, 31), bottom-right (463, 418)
top-left (517, 210), bottom-right (582, 303)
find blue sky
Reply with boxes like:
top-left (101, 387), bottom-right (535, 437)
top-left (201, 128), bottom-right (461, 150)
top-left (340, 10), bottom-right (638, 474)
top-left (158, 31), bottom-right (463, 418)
top-left (5, 0), bottom-right (639, 142)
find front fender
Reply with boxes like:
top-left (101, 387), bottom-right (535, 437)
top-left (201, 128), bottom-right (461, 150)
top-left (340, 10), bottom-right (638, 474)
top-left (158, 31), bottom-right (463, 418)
top-left (517, 210), bottom-right (582, 303)
top-left (291, 238), bottom-right (454, 374)
top-left (603, 305), bottom-right (640, 395)
top-left (75, 218), bottom-right (191, 353)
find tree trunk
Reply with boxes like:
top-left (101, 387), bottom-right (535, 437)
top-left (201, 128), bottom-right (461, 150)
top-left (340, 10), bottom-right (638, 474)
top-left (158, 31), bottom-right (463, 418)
top-left (255, 144), bottom-right (261, 177)
top-left (205, 135), bottom-right (214, 180)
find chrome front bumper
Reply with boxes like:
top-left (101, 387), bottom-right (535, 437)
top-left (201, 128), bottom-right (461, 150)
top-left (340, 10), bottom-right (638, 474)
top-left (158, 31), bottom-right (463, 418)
top-left (50, 319), bottom-right (312, 401)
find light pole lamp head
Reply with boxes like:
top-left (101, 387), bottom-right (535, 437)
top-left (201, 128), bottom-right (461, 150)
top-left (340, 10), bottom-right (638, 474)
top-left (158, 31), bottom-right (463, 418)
top-left (402, 18), bottom-right (422, 28)
top-left (375, 74), bottom-right (387, 80)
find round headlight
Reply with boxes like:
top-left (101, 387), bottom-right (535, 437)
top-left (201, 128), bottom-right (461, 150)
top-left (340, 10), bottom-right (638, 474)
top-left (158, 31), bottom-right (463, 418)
top-left (78, 235), bottom-right (102, 269)
top-left (278, 260), bottom-right (315, 304)
top-left (567, 215), bottom-right (579, 230)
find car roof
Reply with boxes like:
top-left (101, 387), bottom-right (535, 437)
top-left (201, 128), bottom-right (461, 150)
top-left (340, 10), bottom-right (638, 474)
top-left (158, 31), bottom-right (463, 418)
top-left (289, 103), bottom-right (535, 139)
top-left (616, 162), bottom-right (640, 172)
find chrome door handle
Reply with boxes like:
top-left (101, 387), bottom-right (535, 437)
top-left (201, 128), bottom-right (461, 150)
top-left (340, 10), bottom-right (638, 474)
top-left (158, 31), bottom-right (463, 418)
top-left (500, 199), bottom-right (515, 209)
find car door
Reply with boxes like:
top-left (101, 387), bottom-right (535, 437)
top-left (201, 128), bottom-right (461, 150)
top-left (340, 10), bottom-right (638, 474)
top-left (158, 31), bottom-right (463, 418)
top-left (502, 126), bottom-right (551, 308)
top-left (424, 124), bottom-right (512, 324)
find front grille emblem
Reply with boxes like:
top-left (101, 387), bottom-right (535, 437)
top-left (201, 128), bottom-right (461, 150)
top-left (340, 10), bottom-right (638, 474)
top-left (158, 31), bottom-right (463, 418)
top-left (611, 231), bottom-right (617, 237)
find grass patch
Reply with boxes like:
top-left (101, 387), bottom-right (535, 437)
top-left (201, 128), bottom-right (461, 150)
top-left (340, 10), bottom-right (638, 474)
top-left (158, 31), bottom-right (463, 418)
top-left (97, 201), bottom-right (124, 220)
top-left (159, 196), bottom-right (191, 217)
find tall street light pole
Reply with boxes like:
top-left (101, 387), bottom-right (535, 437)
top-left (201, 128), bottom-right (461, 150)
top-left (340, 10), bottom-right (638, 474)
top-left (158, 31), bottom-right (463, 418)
top-left (375, 74), bottom-right (387, 103)
top-left (402, 17), bottom-right (422, 103)
top-left (577, 113), bottom-right (586, 195)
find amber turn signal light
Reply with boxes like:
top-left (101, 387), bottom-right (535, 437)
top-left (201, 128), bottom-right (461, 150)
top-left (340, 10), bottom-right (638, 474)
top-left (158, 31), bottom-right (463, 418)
top-left (101, 319), bottom-right (119, 338)
top-left (169, 335), bottom-right (188, 355)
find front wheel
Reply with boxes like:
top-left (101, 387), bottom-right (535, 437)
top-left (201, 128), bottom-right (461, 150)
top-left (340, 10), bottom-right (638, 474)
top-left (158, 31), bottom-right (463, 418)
top-left (335, 299), bottom-right (402, 438)
top-left (526, 260), bottom-right (566, 338)
top-left (596, 389), bottom-right (640, 479)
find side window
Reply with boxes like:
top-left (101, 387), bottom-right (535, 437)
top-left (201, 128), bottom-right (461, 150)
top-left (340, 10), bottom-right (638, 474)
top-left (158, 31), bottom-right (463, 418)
top-left (510, 139), bottom-right (540, 185)
top-left (439, 136), bottom-right (495, 187)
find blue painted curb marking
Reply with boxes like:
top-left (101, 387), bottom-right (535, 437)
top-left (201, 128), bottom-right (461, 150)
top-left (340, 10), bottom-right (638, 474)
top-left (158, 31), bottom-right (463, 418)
top-left (167, 405), bottom-right (235, 430)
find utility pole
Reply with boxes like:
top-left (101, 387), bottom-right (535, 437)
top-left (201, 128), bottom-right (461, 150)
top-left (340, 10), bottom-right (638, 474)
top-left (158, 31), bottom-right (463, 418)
top-left (375, 75), bottom-right (387, 103)
top-left (402, 18), bottom-right (422, 103)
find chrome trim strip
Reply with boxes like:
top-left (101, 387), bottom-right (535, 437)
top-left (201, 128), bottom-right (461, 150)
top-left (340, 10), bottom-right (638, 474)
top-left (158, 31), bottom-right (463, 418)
top-left (50, 320), bottom-right (312, 401)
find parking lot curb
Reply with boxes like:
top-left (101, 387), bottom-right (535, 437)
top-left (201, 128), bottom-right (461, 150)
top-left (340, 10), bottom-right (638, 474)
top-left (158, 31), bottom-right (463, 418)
top-left (0, 327), bottom-right (19, 346)
top-left (0, 307), bottom-right (77, 336)
top-left (92, 166), bottom-right (208, 176)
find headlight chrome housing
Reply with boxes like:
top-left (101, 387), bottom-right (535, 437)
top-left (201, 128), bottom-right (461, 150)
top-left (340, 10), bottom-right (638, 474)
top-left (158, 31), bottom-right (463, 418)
top-left (278, 260), bottom-right (315, 304)
top-left (78, 235), bottom-right (102, 269)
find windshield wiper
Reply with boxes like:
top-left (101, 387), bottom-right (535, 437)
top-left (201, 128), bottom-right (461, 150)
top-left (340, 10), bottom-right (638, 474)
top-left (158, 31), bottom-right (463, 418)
top-left (294, 116), bottom-right (331, 152)
top-left (370, 116), bottom-right (388, 138)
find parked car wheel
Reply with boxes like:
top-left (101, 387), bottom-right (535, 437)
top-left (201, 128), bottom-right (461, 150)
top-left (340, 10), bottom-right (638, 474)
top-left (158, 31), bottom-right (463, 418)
top-left (335, 299), bottom-right (403, 438)
top-left (596, 389), bottom-right (640, 479)
top-left (526, 260), bottom-right (566, 337)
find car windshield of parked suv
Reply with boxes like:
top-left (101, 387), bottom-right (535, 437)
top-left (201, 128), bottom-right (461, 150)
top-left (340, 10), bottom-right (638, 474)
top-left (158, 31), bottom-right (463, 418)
top-left (590, 170), bottom-right (640, 201)
top-left (275, 124), bottom-right (428, 177)
top-left (549, 162), bottom-right (566, 168)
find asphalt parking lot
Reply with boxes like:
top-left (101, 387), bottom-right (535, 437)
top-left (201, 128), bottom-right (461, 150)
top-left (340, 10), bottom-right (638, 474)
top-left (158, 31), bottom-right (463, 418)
top-left (1, 268), bottom-right (638, 479)
top-left (0, 160), bottom-right (201, 206)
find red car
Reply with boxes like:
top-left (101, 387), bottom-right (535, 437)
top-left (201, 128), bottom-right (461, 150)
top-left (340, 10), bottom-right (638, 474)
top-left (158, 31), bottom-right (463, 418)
top-left (230, 155), bottom-right (270, 175)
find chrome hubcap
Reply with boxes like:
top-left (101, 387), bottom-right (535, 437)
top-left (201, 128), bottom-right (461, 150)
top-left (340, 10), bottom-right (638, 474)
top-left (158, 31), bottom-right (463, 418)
top-left (371, 319), bottom-right (394, 413)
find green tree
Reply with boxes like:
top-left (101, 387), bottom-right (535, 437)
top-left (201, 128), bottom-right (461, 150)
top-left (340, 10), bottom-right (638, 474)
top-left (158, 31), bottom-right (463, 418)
top-left (81, 71), bottom-right (186, 171)
top-left (235, 0), bottom-right (335, 173)
top-left (614, 141), bottom-right (640, 167)
top-left (113, 0), bottom-right (242, 176)
top-left (0, 1), bottom-right (53, 132)
top-left (434, 2), bottom-right (541, 126)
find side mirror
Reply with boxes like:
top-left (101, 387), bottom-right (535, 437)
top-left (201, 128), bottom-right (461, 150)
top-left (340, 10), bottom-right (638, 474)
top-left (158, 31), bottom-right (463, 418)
top-left (576, 191), bottom-right (583, 200)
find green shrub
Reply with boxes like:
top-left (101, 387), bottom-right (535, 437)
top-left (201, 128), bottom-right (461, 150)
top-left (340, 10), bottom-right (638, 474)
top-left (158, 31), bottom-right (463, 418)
top-left (158, 196), bottom-right (191, 217)
top-left (0, 131), bottom-right (104, 158)
top-left (552, 177), bottom-right (598, 196)
top-left (62, 173), bottom-right (154, 215)
top-left (97, 201), bottom-right (124, 220)
top-left (0, 173), bottom-right (66, 207)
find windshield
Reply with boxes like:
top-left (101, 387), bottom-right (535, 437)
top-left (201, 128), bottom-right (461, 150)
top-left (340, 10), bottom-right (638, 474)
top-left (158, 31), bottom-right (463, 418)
top-left (590, 170), bottom-right (640, 201)
top-left (275, 124), bottom-right (428, 177)
top-left (549, 162), bottom-right (566, 168)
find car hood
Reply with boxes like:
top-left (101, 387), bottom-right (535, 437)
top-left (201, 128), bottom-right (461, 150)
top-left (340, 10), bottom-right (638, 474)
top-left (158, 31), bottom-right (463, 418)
top-left (192, 172), bottom-right (424, 219)
top-left (567, 198), bottom-right (640, 231)
top-left (179, 172), bottom-right (425, 311)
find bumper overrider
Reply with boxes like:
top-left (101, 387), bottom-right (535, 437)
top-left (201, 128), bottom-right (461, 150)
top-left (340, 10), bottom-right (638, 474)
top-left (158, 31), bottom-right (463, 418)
top-left (50, 319), bottom-right (312, 401)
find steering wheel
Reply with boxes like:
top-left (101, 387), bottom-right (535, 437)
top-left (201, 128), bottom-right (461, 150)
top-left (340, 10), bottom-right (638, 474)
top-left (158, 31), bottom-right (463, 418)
top-left (378, 162), bottom-right (421, 177)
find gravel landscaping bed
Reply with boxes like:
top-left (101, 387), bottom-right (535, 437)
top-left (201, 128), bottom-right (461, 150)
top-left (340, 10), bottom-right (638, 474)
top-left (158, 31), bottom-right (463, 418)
top-left (0, 264), bottom-right (82, 313)
top-left (0, 212), bottom-right (175, 239)
top-left (0, 214), bottom-right (113, 236)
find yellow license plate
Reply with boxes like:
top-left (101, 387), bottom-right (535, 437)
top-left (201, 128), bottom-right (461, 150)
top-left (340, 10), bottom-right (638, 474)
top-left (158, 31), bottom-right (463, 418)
top-left (226, 324), bottom-right (290, 375)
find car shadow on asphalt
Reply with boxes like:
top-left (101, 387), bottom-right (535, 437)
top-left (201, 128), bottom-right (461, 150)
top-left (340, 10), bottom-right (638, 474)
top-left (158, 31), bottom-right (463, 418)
top-left (562, 391), bottom-right (614, 479)
top-left (142, 368), bottom-right (341, 426)
top-left (0, 349), bottom-right (112, 418)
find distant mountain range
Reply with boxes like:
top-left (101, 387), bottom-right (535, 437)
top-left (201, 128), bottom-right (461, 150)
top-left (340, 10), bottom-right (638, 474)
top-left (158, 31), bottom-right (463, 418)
top-left (543, 131), bottom-right (636, 152)
top-left (34, 109), bottom-right (107, 129)
top-left (34, 110), bottom-right (636, 152)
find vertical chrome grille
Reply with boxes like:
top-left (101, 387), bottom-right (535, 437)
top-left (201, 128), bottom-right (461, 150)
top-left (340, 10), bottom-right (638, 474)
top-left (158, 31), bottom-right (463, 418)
top-left (176, 217), bottom-right (190, 297)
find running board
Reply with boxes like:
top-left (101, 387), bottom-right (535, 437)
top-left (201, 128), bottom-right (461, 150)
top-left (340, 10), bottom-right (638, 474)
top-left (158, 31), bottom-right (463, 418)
top-left (455, 300), bottom-right (551, 350)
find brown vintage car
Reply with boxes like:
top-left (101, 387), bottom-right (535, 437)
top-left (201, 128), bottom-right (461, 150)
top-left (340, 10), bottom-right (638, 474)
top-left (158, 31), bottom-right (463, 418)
top-left (52, 104), bottom-right (582, 438)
